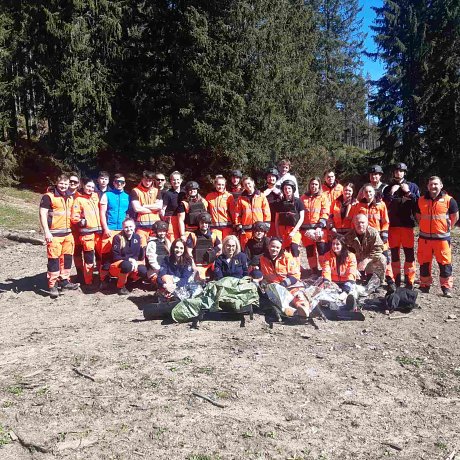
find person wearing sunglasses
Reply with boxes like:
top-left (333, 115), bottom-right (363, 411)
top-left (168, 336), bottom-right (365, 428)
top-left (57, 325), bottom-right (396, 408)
top-left (154, 173), bottom-right (168, 198)
top-left (99, 173), bottom-right (130, 286)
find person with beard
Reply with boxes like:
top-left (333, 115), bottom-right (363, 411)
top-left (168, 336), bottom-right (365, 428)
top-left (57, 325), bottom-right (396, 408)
top-left (322, 169), bottom-right (343, 203)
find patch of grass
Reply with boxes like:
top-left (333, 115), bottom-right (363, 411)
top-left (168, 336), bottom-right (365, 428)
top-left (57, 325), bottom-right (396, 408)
top-left (118, 362), bottom-right (133, 370)
top-left (242, 431), bottom-right (254, 439)
top-left (1, 401), bottom-right (14, 408)
top-left (215, 390), bottom-right (232, 399)
top-left (181, 356), bottom-right (193, 364)
top-left (0, 187), bottom-right (40, 204)
top-left (435, 441), bottom-right (448, 450)
top-left (396, 356), bottom-right (424, 367)
top-left (195, 366), bottom-right (214, 375)
top-left (0, 202), bottom-right (38, 231)
top-left (6, 385), bottom-right (23, 396)
top-left (261, 430), bottom-right (276, 439)
top-left (0, 424), bottom-right (11, 446)
top-left (35, 386), bottom-right (49, 396)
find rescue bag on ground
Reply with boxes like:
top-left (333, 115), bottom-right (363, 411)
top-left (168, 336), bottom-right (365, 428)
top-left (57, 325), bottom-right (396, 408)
top-left (171, 276), bottom-right (259, 323)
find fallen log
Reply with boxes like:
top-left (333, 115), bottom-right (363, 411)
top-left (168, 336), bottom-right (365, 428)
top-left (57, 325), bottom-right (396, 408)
top-left (0, 230), bottom-right (44, 246)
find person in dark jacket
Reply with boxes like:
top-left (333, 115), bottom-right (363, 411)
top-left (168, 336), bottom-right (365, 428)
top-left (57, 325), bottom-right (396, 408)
top-left (158, 238), bottom-right (195, 297)
top-left (108, 218), bottom-right (147, 295)
top-left (383, 162), bottom-right (420, 288)
top-left (213, 235), bottom-right (249, 280)
top-left (244, 221), bottom-right (271, 272)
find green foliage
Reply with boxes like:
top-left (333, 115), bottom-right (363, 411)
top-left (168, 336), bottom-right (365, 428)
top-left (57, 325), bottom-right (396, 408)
top-left (371, 0), bottom-right (460, 192)
top-left (0, 0), bottom-right (373, 177)
top-left (0, 142), bottom-right (18, 185)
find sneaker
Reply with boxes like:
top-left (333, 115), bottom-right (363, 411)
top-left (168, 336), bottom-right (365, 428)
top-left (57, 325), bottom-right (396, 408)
top-left (61, 280), bottom-right (80, 290)
top-left (419, 286), bottom-right (430, 294)
top-left (345, 294), bottom-right (357, 311)
top-left (118, 286), bottom-right (129, 295)
top-left (49, 286), bottom-right (59, 299)
top-left (442, 287), bottom-right (453, 298)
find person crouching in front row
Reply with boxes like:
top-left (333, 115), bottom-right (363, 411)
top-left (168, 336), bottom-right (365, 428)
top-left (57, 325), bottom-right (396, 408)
top-left (257, 237), bottom-right (301, 287)
top-left (145, 220), bottom-right (171, 286)
top-left (213, 235), bottom-right (249, 280)
top-left (109, 218), bottom-right (148, 295)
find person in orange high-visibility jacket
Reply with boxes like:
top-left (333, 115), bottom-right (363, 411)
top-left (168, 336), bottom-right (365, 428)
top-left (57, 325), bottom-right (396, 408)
top-left (300, 177), bottom-right (330, 274)
top-left (71, 178), bottom-right (103, 286)
top-left (349, 184), bottom-right (395, 288)
top-left (328, 182), bottom-right (356, 237)
top-left (322, 236), bottom-right (357, 294)
top-left (416, 176), bottom-right (459, 297)
top-left (259, 237), bottom-right (301, 286)
top-left (234, 176), bottom-right (271, 250)
top-left (130, 170), bottom-right (162, 246)
top-left (274, 179), bottom-right (304, 258)
top-left (322, 169), bottom-right (343, 203)
top-left (39, 174), bottom-right (80, 298)
top-left (205, 175), bottom-right (235, 241)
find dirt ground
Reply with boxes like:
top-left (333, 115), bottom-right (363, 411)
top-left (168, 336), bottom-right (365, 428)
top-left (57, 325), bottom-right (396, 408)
top-left (0, 234), bottom-right (459, 460)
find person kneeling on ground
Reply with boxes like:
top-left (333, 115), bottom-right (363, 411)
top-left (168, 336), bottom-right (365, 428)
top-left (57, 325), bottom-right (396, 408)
top-left (158, 238), bottom-right (196, 299)
top-left (145, 220), bottom-right (171, 285)
top-left (257, 237), bottom-right (301, 287)
top-left (213, 235), bottom-right (249, 280)
top-left (244, 221), bottom-right (270, 274)
top-left (344, 214), bottom-right (386, 287)
top-left (109, 218), bottom-right (148, 295)
top-left (322, 235), bottom-right (358, 309)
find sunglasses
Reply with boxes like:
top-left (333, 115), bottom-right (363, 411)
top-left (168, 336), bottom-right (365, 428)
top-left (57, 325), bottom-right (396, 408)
top-left (156, 178), bottom-right (166, 182)
top-left (69, 180), bottom-right (79, 185)
top-left (115, 180), bottom-right (125, 184)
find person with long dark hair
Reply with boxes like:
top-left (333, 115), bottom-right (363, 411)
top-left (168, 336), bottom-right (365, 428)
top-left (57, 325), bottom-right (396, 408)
top-left (322, 236), bottom-right (357, 295)
top-left (158, 238), bottom-right (195, 297)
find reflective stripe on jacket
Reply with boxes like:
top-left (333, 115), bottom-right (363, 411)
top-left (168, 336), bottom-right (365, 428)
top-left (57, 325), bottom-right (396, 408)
top-left (132, 183), bottom-right (160, 228)
top-left (322, 250), bottom-right (357, 283)
top-left (43, 189), bottom-right (73, 236)
top-left (418, 192), bottom-right (453, 240)
top-left (259, 251), bottom-right (300, 284)
top-left (300, 192), bottom-right (329, 229)
top-left (205, 191), bottom-right (234, 227)
top-left (235, 191), bottom-right (271, 228)
top-left (71, 192), bottom-right (102, 234)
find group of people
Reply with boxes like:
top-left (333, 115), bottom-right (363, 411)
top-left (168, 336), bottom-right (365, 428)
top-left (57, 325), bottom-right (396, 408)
top-left (39, 159), bottom-right (458, 307)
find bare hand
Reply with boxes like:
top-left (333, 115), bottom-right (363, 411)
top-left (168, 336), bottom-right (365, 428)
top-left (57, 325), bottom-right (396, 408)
top-left (400, 183), bottom-right (410, 193)
top-left (45, 231), bottom-right (53, 243)
top-left (391, 185), bottom-right (400, 194)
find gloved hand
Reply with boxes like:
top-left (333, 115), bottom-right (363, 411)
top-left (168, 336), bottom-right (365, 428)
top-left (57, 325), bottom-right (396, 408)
top-left (79, 218), bottom-right (87, 228)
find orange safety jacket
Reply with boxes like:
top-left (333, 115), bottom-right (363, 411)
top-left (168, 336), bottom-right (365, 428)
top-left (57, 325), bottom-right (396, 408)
top-left (71, 192), bottom-right (102, 234)
top-left (235, 191), bottom-right (271, 229)
top-left (131, 183), bottom-right (160, 228)
top-left (322, 250), bottom-right (357, 283)
top-left (260, 251), bottom-right (300, 284)
top-left (41, 189), bottom-right (73, 236)
top-left (300, 192), bottom-right (330, 229)
top-left (205, 191), bottom-right (234, 228)
top-left (322, 183), bottom-right (343, 203)
top-left (349, 199), bottom-right (389, 239)
top-left (417, 191), bottom-right (454, 240)
top-left (329, 196), bottom-right (353, 234)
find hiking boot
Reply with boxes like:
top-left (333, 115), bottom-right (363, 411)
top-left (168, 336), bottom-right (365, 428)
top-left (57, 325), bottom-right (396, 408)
top-left (49, 286), bottom-right (59, 299)
top-left (394, 274), bottom-right (402, 288)
top-left (419, 286), bottom-right (430, 294)
top-left (61, 280), bottom-right (80, 290)
top-left (118, 286), bottom-right (129, 295)
top-left (99, 279), bottom-right (110, 291)
top-left (345, 294), bottom-right (357, 311)
top-left (442, 287), bottom-right (453, 298)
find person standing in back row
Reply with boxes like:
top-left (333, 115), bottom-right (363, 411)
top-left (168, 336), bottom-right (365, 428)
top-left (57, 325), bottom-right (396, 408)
top-left (415, 176), bottom-right (458, 297)
top-left (383, 162), bottom-right (420, 289)
top-left (276, 159), bottom-right (299, 198)
top-left (322, 169), bottom-right (343, 203)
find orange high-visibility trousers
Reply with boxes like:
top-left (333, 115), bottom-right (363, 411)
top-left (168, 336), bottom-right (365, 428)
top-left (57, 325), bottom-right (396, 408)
top-left (109, 260), bottom-right (146, 288)
top-left (389, 227), bottom-right (416, 285)
top-left (79, 233), bottom-right (102, 285)
top-left (417, 238), bottom-right (453, 289)
top-left (47, 234), bottom-right (75, 288)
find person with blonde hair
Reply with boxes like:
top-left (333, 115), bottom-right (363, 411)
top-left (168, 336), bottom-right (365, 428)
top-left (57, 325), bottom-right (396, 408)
top-left (213, 234), bottom-right (249, 280)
